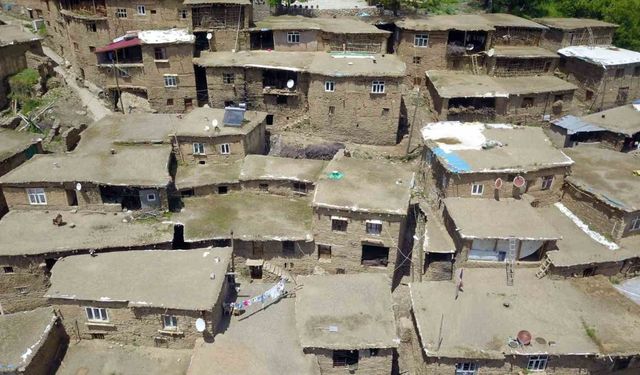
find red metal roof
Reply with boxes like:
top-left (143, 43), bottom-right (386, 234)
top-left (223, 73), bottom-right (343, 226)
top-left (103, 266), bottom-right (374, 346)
top-left (95, 37), bottom-right (141, 53)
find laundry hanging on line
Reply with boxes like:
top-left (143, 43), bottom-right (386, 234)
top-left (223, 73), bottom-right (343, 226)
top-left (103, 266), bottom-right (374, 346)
top-left (230, 279), bottom-right (286, 310)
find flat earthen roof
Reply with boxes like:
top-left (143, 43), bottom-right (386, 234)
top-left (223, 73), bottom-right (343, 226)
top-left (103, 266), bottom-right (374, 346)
top-left (174, 192), bottom-right (313, 242)
top-left (0, 210), bottom-right (173, 257)
top-left (0, 144), bottom-right (172, 188)
top-left (424, 216), bottom-right (455, 254)
top-left (422, 122), bottom-right (573, 174)
top-left (426, 70), bottom-right (577, 98)
top-left (580, 105), bottom-right (640, 137)
top-left (492, 46), bottom-right (559, 58)
top-left (175, 161), bottom-right (241, 190)
top-left (534, 17), bottom-right (618, 30)
top-left (312, 154), bottom-right (414, 215)
top-left (239, 155), bottom-right (327, 183)
top-left (183, 0), bottom-right (250, 5)
top-left (177, 107), bottom-right (267, 137)
top-left (0, 307), bottom-right (57, 372)
top-left (444, 197), bottom-right (561, 240)
top-left (563, 147), bottom-right (640, 212)
top-left (0, 25), bottom-right (40, 47)
top-left (0, 128), bottom-right (41, 164)
top-left (296, 274), bottom-right (398, 350)
top-left (479, 13), bottom-right (547, 29)
top-left (410, 269), bottom-right (640, 359)
top-left (46, 248), bottom-right (232, 310)
top-left (397, 15), bottom-right (494, 31)
top-left (254, 15), bottom-right (390, 34)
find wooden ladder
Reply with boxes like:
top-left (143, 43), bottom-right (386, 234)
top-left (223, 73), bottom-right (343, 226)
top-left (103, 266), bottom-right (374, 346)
top-left (536, 256), bottom-right (552, 279)
top-left (506, 238), bottom-right (517, 286)
top-left (470, 54), bottom-right (480, 75)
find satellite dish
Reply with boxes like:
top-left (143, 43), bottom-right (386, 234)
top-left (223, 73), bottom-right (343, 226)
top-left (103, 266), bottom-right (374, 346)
top-left (75, 183), bottom-right (82, 191)
top-left (206, 33), bottom-right (212, 40)
top-left (513, 175), bottom-right (526, 188)
top-left (494, 178), bottom-right (503, 190)
top-left (286, 79), bottom-right (295, 89)
top-left (195, 318), bottom-right (206, 332)
top-left (211, 119), bottom-right (218, 128)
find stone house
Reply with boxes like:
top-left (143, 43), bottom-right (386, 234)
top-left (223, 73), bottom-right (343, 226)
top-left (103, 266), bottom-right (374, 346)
top-left (174, 193), bottom-right (315, 281)
top-left (0, 129), bottom-right (43, 217)
top-left (535, 17), bottom-right (618, 51)
top-left (46, 248), bottom-right (232, 349)
top-left (0, 144), bottom-right (174, 211)
top-left (0, 209), bottom-right (173, 313)
top-left (187, 0), bottom-right (253, 52)
top-left (561, 147), bottom-right (640, 242)
top-left (249, 15), bottom-right (390, 53)
top-left (549, 104), bottom-right (640, 151)
top-left (238, 154), bottom-right (327, 197)
top-left (486, 46), bottom-right (559, 77)
top-left (442, 197), bottom-right (560, 265)
top-left (195, 51), bottom-right (406, 144)
top-left (421, 122), bottom-right (573, 205)
top-left (557, 46), bottom-right (640, 111)
top-left (0, 25), bottom-right (43, 109)
top-left (295, 274), bottom-right (398, 375)
top-left (94, 29), bottom-right (196, 113)
top-left (0, 307), bottom-right (68, 375)
top-left (174, 106), bottom-right (267, 165)
top-left (175, 159), bottom-right (242, 197)
top-left (426, 70), bottom-right (577, 123)
top-left (311, 152), bottom-right (414, 276)
top-left (411, 268), bottom-right (640, 374)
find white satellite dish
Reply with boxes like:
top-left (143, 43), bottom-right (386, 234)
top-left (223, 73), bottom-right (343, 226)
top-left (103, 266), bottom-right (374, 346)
top-left (211, 119), bottom-right (218, 128)
top-left (75, 183), bottom-right (82, 191)
top-left (286, 79), bottom-right (295, 89)
top-left (195, 318), bottom-right (206, 332)
top-left (206, 33), bottom-right (212, 40)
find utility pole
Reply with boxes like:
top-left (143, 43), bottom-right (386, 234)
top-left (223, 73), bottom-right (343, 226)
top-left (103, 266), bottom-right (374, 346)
top-left (406, 87), bottom-right (420, 156)
top-left (112, 53), bottom-right (125, 113)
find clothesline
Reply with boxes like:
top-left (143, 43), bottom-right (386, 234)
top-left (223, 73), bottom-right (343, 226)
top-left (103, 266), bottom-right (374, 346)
top-left (229, 279), bottom-right (286, 310)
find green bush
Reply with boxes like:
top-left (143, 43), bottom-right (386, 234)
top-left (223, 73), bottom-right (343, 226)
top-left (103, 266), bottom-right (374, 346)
top-left (8, 68), bottom-right (40, 113)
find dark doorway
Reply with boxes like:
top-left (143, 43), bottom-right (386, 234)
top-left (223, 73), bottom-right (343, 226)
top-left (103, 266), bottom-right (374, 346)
top-left (250, 31), bottom-right (274, 50)
top-left (332, 350), bottom-right (359, 368)
top-left (173, 224), bottom-right (185, 249)
top-left (361, 244), bottom-right (389, 267)
top-left (283, 241), bottom-right (295, 256)
top-left (65, 189), bottom-right (78, 206)
top-left (194, 32), bottom-right (210, 56)
top-left (583, 267), bottom-right (596, 277)
top-left (249, 266), bottom-right (263, 279)
top-left (194, 65), bottom-right (209, 106)
top-left (375, 22), bottom-right (396, 54)
top-left (99, 185), bottom-right (141, 210)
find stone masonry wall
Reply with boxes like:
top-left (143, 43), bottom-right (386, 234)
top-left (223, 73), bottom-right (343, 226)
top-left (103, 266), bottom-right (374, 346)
top-left (233, 239), bottom-right (316, 278)
top-left (308, 348), bottom-right (394, 375)
top-left (0, 255), bottom-right (50, 313)
top-left (396, 29), bottom-right (448, 85)
top-left (307, 74), bottom-right (402, 145)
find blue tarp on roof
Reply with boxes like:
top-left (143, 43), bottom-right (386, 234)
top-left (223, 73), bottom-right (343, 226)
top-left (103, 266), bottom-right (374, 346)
top-left (551, 115), bottom-right (604, 135)
top-left (433, 147), bottom-right (471, 173)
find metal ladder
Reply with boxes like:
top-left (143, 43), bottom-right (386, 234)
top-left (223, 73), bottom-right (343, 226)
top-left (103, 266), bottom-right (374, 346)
top-left (536, 256), bottom-right (552, 279)
top-left (506, 238), bottom-right (517, 286)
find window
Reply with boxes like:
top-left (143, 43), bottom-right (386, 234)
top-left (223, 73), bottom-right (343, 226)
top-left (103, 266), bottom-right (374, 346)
top-left (89, 46), bottom-right (95, 52)
top-left (527, 355), bottom-right (548, 372)
top-left (115, 8), bottom-right (127, 18)
top-left (283, 241), bottom-right (295, 256)
top-left (365, 220), bottom-right (383, 235)
top-left (541, 176), bottom-right (554, 190)
top-left (85, 307), bottom-right (108, 322)
top-left (331, 217), bottom-right (348, 232)
top-left (86, 22), bottom-right (96, 32)
top-left (413, 56), bottom-right (421, 64)
top-left (324, 80), bottom-right (335, 92)
top-left (166, 98), bottom-right (174, 106)
top-left (455, 362), bottom-right (477, 375)
top-left (328, 105), bottom-right (335, 115)
top-left (631, 217), bottom-right (640, 231)
top-left (634, 66), bottom-right (640, 77)
top-left (293, 181), bottom-right (306, 194)
top-left (276, 95), bottom-right (288, 104)
top-left (146, 193), bottom-right (156, 201)
top-left (259, 183), bottom-right (268, 191)
top-left (615, 68), bottom-right (625, 78)
top-left (193, 143), bottom-right (205, 155)
top-left (162, 315), bottom-right (177, 329)
top-left (521, 97), bottom-right (534, 108)
top-left (223, 73), bottom-right (235, 84)
top-left (471, 183), bottom-right (484, 196)
top-left (27, 188), bottom-right (47, 205)
top-left (333, 350), bottom-right (358, 367)
top-left (586, 89), bottom-right (594, 101)
top-left (287, 31), bottom-right (300, 44)
top-left (73, 42), bottom-right (79, 51)
top-left (414, 33), bottom-right (429, 47)
top-left (137, 5), bottom-right (146, 15)
top-left (266, 114), bottom-right (274, 125)
top-left (2, 266), bottom-right (14, 274)
top-left (164, 75), bottom-right (177, 87)
top-left (150, 9), bottom-right (156, 14)
top-left (371, 80), bottom-right (385, 94)
top-left (154, 47), bottom-right (167, 60)
top-left (382, 107), bottom-right (390, 115)
top-left (554, 94), bottom-right (563, 102)
top-left (218, 186), bottom-right (228, 194)
top-left (318, 245), bottom-right (331, 261)
top-left (179, 9), bottom-right (188, 19)
top-left (220, 143), bottom-right (230, 155)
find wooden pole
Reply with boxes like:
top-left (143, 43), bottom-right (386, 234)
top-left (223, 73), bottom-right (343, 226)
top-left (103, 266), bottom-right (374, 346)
top-left (406, 87), bottom-right (420, 156)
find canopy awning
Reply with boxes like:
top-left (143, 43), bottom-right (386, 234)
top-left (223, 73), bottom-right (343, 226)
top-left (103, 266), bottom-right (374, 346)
top-left (95, 37), bottom-right (141, 53)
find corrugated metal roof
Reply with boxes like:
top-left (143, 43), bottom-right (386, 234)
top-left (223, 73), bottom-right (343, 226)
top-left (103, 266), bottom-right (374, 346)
top-left (551, 115), bottom-right (604, 135)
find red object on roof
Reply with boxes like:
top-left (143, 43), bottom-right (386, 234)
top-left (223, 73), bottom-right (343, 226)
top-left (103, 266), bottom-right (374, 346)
top-left (95, 37), bottom-right (141, 53)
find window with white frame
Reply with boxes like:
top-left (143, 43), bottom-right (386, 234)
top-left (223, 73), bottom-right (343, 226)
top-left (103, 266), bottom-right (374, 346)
top-left (287, 31), bottom-right (300, 44)
top-left (85, 307), bottom-right (108, 322)
top-left (631, 217), bottom-right (640, 231)
top-left (324, 80), bottom-right (335, 92)
top-left (371, 80), bottom-right (385, 94)
top-left (26, 188), bottom-right (47, 205)
top-left (179, 9), bottom-right (188, 19)
top-left (115, 8), bottom-right (127, 18)
top-left (365, 220), bottom-right (383, 235)
top-left (164, 75), bottom-right (178, 87)
top-left (162, 315), bottom-right (178, 329)
top-left (471, 183), bottom-right (484, 196)
top-left (527, 355), bottom-right (548, 372)
top-left (541, 175), bottom-right (554, 190)
top-left (455, 362), bottom-right (477, 375)
top-left (193, 143), bottom-right (205, 155)
top-left (220, 143), bottom-right (230, 155)
top-left (414, 33), bottom-right (429, 47)
top-left (136, 5), bottom-right (146, 15)
top-left (146, 193), bottom-right (156, 201)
